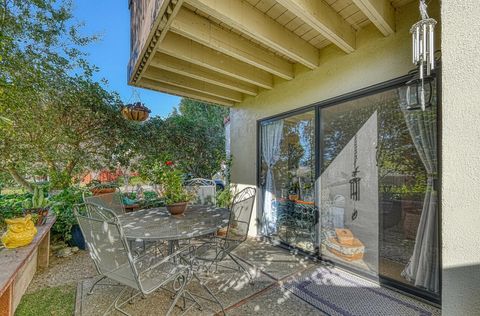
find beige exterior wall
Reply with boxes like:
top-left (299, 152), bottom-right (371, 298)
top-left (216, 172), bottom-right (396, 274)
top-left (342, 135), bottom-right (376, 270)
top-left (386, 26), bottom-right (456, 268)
top-left (230, 0), bottom-right (439, 235)
top-left (441, 0), bottom-right (480, 315)
top-left (229, 0), bottom-right (480, 311)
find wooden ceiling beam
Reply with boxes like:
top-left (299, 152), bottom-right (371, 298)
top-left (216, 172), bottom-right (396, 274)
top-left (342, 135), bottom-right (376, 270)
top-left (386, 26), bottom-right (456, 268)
top-left (170, 8), bottom-right (294, 80)
top-left (143, 67), bottom-right (243, 102)
top-left (137, 78), bottom-right (235, 107)
top-left (159, 32), bottom-right (274, 89)
top-left (185, 0), bottom-right (319, 69)
top-left (351, 0), bottom-right (395, 36)
top-left (150, 53), bottom-right (258, 96)
top-left (277, 0), bottom-right (356, 53)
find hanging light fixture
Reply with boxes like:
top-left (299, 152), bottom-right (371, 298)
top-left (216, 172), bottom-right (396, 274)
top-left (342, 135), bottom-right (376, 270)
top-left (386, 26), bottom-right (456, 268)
top-left (405, 74), bottom-right (434, 110)
top-left (408, 0), bottom-right (437, 111)
top-left (122, 89), bottom-right (151, 122)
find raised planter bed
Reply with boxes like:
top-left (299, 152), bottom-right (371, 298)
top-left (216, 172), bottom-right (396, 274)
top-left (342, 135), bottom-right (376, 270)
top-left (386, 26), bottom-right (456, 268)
top-left (0, 214), bottom-right (56, 315)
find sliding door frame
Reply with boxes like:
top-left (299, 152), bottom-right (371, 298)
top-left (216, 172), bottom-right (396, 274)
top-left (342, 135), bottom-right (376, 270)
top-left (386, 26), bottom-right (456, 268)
top-left (256, 70), bottom-right (442, 305)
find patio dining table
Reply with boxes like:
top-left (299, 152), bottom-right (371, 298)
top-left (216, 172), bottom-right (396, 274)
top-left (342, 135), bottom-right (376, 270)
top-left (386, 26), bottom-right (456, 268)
top-left (117, 205), bottom-right (230, 252)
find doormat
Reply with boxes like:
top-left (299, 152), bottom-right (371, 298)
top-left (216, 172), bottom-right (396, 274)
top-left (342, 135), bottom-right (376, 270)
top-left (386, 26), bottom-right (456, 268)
top-left (284, 266), bottom-right (440, 316)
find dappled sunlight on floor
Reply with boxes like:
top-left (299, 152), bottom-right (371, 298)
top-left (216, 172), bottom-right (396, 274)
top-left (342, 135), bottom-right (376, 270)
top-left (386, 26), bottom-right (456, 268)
top-left (75, 238), bottom-right (439, 315)
top-left (77, 238), bottom-right (316, 315)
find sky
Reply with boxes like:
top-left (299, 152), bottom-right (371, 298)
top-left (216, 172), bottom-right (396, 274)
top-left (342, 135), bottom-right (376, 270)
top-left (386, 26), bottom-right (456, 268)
top-left (72, 0), bottom-right (180, 118)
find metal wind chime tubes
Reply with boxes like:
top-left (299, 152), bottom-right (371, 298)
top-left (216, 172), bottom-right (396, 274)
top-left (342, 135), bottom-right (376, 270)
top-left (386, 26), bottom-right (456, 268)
top-left (410, 0), bottom-right (437, 111)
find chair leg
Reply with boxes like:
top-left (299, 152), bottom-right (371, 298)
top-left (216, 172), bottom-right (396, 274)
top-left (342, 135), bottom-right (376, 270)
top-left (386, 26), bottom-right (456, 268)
top-left (228, 252), bottom-right (254, 285)
top-left (166, 271), bottom-right (191, 316)
top-left (103, 286), bottom-right (131, 316)
top-left (193, 272), bottom-right (225, 315)
top-left (88, 276), bottom-right (107, 295)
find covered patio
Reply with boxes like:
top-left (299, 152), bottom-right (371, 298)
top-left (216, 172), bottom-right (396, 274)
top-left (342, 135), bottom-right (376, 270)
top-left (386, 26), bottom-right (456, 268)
top-left (69, 238), bottom-right (439, 315)
top-left (124, 0), bottom-right (455, 313)
top-left (1, 0), bottom-right (479, 314)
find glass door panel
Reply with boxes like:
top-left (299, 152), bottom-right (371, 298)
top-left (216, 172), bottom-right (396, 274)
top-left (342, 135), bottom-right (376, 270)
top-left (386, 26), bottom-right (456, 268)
top-left (317, 83), bottom-right (439, 296)
top-left (319, 104), bottom-right (379, 276)
top-left (260, 110), bottom-right (316, 252)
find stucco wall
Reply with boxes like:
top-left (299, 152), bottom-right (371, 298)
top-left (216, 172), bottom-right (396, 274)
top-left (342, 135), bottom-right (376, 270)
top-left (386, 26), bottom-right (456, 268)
top-left (441, 0), bottom-right (480, 314)
top-left (230, 1), bottom-right (439, 236)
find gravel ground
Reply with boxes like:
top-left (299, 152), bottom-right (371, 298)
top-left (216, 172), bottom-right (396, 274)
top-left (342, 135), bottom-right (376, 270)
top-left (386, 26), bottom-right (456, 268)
top-left (27, 249), bottom-right (97, 293)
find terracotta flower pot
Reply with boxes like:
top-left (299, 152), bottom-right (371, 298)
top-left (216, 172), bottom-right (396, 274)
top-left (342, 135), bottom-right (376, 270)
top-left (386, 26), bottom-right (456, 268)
top-left (216, 227), bottom-right (228, 237)
top-left (91, 187), bottom-right (116, 196)
top-left (166, 202), bottom-right (188, 216)
top-left (23, 208), bottom-right (49, 226)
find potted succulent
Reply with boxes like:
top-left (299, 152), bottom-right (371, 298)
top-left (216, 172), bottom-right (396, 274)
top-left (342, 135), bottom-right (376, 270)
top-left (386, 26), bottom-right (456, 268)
top-left (22, 186), bottom-right (51, 226)
top-left (155, 161), bottom-right (192, 216)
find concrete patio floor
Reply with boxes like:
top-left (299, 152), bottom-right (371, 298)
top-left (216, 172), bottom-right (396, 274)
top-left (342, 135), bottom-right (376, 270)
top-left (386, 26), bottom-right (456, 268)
top-left (75, 239), bottom-right (440, 316)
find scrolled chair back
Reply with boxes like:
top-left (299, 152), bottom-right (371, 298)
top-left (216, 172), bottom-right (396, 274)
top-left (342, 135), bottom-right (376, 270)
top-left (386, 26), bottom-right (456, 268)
top-left (184, 178), bottom-right (217, 206)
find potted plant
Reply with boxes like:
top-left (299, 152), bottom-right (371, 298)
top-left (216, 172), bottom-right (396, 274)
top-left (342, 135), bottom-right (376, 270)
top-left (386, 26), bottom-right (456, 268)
top-left (88, 180), bottom-right (118, 196)
top-left (121, 102), bottom-right (151, 122)
top-left (155, 161), bottom-right (192, 216)
top-left (50, 186), bottom-right (86, 249)
top-left (216, 184), bottom-right (237, 236)
top-left (22, 186), bottom-right (51, 226)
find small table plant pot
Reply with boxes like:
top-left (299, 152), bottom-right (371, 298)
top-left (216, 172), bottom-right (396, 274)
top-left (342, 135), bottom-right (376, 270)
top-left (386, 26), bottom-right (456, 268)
top-left (23, 208), bottom-right (49, 226)
top-left (216, 227), bottom-right (228, 237)
top-left (90, 187), bottom-right (116, 196)
top-left (166, 202), bottom-right (188, 216)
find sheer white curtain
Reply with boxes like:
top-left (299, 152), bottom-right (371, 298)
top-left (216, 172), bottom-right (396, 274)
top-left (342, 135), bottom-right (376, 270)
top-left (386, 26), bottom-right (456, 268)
top-left (399, 87), bottom-right (439, 293)
top-left (261, 120), bottom-right (284, 234)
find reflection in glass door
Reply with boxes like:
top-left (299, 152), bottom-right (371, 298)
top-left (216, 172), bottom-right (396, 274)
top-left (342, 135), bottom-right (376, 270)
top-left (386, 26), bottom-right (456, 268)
top-left (258, 77), bottom-right (439, 299)
top-left (317, 83), bottom-right (439, 297)
top-left (260, 110), bottom-right (316, 252)
top-left (319, 106), bottom-right (379, 276)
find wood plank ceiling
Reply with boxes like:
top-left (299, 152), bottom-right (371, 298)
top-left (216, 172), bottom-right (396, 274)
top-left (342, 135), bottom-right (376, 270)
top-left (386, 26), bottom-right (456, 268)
top-left (130, 0), bottom-right (416, 106)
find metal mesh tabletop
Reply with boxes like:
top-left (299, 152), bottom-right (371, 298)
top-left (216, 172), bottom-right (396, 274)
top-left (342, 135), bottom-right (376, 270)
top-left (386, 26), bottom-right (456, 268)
top-left (118, 206), bottom-right (230, 241)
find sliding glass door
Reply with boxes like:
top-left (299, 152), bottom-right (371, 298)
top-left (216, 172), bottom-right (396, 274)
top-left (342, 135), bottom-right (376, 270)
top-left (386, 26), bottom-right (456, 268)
top-left (259, 110), bottom-right (316, 252)
top-left (259, 76), bottom-right (440, 300)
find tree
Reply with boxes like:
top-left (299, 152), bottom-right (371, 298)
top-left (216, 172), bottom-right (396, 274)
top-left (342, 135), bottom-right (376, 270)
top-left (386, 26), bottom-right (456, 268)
top-left (0, 73), bottom-right (135, 189)
top-left (0, 0), bottom-right (129, 190)
top-left (139, 99), bottom-right (228, 179)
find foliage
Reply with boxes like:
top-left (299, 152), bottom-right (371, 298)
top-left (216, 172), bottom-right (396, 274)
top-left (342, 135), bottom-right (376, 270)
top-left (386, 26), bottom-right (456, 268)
top-left (21, 186), bottom-right (50, 209)
top-left (0, 193), bottom-right (31, 228)
top-left (50, 186), bottom-right (86, 241)
top-left (145, 160), bottom-right (191, 205)
top-left (16, 284), bottom-right (76, 316)
top-left (139, 99), bottom-right (228, 178)
top-left (0, 0), bottom-right (137, 191)
top-left (217, 184), bottom-right (238, 209)
top-left (87, 180), bottom-right (118, 190)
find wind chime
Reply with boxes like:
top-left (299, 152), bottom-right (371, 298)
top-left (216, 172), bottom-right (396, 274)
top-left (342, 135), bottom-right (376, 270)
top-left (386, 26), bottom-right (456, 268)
top-left (407, 0), bottom-right (437, 111)
top-left (349, 135), bottom-right (361, 221)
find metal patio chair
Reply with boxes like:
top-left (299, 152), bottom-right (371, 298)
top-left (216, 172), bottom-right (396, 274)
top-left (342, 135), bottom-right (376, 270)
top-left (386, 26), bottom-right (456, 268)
top-left (74, 204), bottom-right (224, 316)
top-left (184, 178), bottom-right (217, 206)
top-left (193, 187), bottom-right (257, 283)
top-left (83, 191), bottom-right (126, 215)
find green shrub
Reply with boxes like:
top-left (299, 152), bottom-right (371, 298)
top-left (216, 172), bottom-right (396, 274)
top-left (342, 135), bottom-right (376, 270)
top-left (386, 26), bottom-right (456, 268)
top-left (50, 186), bottom-right (86, 241)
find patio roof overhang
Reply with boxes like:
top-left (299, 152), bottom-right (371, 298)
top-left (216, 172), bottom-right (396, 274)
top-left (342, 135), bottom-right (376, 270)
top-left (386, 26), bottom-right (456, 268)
top-left (128, 0), bottom-right (415, 106)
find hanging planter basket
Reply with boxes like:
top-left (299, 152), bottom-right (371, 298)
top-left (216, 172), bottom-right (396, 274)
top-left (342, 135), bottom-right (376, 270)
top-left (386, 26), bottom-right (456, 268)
top-left (121, 102), bottom-right (151, 122)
